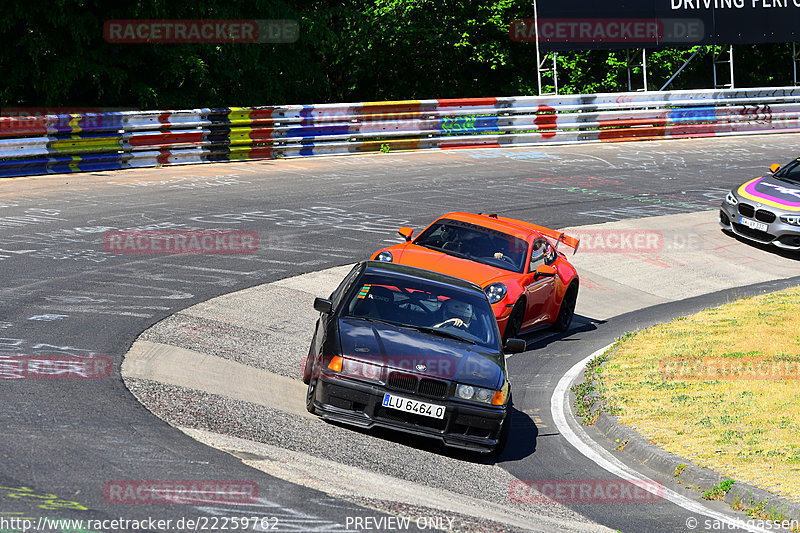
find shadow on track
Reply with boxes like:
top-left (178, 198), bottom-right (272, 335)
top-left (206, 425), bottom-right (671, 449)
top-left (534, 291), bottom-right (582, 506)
top-left (520, 314), bottom-right (603, 352)
top-left (721, 228), bottom-right (800, 261)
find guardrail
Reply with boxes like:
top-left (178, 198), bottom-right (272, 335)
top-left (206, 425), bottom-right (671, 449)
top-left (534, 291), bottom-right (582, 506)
top-left (3, 87), bottom-right (800, 178)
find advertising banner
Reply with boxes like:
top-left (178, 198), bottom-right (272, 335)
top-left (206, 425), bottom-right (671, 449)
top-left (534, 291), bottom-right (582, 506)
top-left (511, 0), bottom-right (800, 50)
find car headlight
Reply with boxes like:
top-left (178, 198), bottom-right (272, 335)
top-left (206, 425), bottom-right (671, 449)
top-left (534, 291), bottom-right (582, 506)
top-left (340, 358), bottom-right (383, 380)
top-left (456, 383), bottom-right (501, 405)
top-left (725, 191), bottom-right (739, 206)
top-left (780, 215), bottom-right (800, 226)
top-left (376, 251), bottom-right (393, 262)
top-left (484, 283), bottom-right (507, 304)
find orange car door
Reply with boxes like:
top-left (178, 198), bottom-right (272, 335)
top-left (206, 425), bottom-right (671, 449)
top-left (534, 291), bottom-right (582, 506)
top-left (521, 238), bottom-right (557, 330)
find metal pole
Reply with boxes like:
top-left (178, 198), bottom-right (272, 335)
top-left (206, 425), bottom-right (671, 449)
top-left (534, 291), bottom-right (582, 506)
top-left (794, 43), bottom-right (798, 86)
top-left (534, 0), bottom-right (542, 95)
top-left (627, 50), bottom-right (632, 92)
top-left (712, 46), bottom-right (718, 89)
top-left (729, 45), bottom-right (735, 89)
top-left (660, 47), bottom-right (704, 91)
top-left (642, 49), bottom-right (648, 92)
top-left (553, 52), bottom-right (559, 94)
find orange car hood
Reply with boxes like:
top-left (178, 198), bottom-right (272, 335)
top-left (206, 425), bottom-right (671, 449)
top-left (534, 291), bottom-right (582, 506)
top-left (388, 244), bottom-right (516, 288)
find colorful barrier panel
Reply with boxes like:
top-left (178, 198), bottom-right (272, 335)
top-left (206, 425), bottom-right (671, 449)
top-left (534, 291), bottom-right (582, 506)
top-left (3, 88), bottom-right (800, 177)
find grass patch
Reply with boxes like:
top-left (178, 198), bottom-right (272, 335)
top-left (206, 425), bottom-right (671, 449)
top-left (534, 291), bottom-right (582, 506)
top-left (702, 479), bottom-right (735, 500)
top-left (571, 347), bottom-right (620, 424)
top-left (745, 500), bottom-right (790, 523)
top-left (600, 285), bottom-right (800, 503)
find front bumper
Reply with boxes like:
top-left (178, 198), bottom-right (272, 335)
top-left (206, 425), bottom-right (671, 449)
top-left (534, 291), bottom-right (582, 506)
top-left (311, 373), bottom-right (507, 453)
top-left (719, 203), bottom-right (800, 250)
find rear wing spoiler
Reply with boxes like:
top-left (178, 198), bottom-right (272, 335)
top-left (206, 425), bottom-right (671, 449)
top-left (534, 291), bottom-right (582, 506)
top-left (531, 225), bottom-right (580, 255)
top-left (484, 214), bottom-right (580, 254)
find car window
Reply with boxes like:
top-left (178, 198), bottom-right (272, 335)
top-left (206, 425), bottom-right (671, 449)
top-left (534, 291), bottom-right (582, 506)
top-left (330, 263), bottom-right (364, 309)
top-left (414, 219), bottom-right (528, 273)
top-left (774, 158), bottom-right (800, 185)
top-left (529, 238), bottom-right (553, 272)
top-left (342, 272), bottom-right (500, 349)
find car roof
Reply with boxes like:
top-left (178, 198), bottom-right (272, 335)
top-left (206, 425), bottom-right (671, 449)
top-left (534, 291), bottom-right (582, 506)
top-left (434, 212), bottom-right (541, 241)
top-left (362, 260), bottom-right (486, 295)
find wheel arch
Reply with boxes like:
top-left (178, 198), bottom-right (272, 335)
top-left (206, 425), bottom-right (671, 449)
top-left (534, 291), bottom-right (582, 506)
top-left (560, 277), bottom-right (579, 304)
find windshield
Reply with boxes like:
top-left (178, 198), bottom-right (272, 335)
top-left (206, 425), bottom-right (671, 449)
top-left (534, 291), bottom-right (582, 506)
top-left (413, 219), bottom-right (529, 273)
top-left (773, 159), bottom-right (800, 184)
top-left (343, 273), bottom-right (499, 349)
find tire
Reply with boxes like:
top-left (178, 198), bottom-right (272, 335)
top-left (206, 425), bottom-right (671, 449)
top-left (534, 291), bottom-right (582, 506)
top-left (490, 394), bottom-right (512, 458)
top-left (503, 300), bottom-right (525, 342)
top-left (302, 349), bottom-right (314, 384)
top-left (306, 379), bottom-right (318, 414)
top-left (553, 282), bottom-right (578, 332)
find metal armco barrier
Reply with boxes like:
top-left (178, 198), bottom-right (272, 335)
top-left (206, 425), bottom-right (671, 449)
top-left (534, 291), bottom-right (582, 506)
top-left (3, 87), bottom-right (800, 178)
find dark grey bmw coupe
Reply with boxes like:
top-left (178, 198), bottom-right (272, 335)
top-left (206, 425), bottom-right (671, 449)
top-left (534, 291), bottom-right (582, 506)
top-left (302, 261), bottom-right (526, 455)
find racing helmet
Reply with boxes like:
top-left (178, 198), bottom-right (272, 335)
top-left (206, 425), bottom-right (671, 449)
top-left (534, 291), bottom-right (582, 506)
top-left (443, 298), bottom-right (473, 324)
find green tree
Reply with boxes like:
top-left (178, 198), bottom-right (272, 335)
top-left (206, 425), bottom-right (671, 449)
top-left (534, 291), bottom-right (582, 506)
top-left (1, 0), bottom-right (797, 109)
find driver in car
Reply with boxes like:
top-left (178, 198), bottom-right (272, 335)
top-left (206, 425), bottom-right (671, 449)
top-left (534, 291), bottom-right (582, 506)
top-left (493, 235), bottom-right (525, 270)
top-left (433, 298), bottom-right (474, 330)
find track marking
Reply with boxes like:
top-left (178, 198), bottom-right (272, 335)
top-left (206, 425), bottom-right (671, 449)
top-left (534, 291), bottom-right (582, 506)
top-left (551, 344), bottom-right (773, 533)
top-left (172, 264), bottom-right (261, 275)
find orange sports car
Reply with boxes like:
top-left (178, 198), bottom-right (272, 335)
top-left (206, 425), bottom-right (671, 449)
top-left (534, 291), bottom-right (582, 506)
top-left (370, 212), bottom-right (580, 341)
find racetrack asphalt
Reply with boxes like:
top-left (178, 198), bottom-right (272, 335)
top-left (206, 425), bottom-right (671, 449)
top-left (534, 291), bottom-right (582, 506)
top-left (124, 212), bottom-right (800, 533)
top-left (1, 135), bottom-right (799, 532)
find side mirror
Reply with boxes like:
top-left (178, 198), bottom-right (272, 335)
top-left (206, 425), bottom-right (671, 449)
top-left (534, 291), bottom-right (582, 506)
top-left (770, 163), bottom-right (781, 174)
top-left (504, 338), bottom-right (526, 354)
top-left (533, 264), bottom-right (557, 281)
top-left (313, 297), bottom-right (333, 314)
top-left (398, 227), bottom-right (414, 242)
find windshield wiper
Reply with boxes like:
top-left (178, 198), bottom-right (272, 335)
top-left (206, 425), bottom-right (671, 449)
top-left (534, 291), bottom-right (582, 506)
top-left (346, 316), bottom-right (399, 328)
top-left (417, 243), bottom-right (470, 260)
top-left (409, 325), bottom-right (476, 344)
